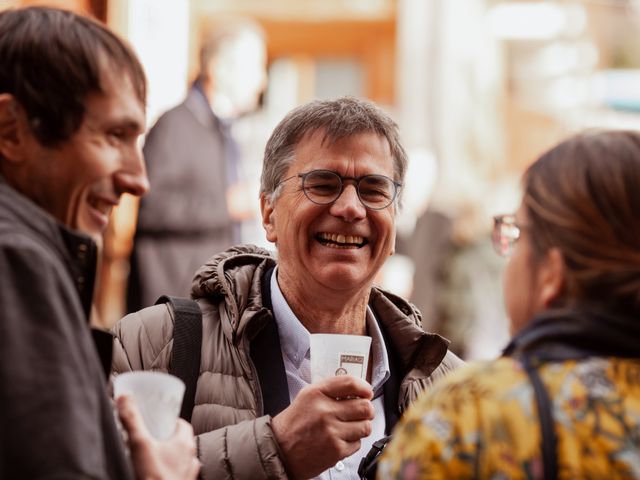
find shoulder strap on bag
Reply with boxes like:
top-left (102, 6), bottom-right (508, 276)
top-left (250, 266), bottom-right (290, 417)
top-left (155, 295), bottom-right (202, 422)
top-left (522, 353), bottom-right (558, 480)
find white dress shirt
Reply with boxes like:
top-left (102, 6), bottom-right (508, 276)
top-left (270, 268), bottom-right (390, 480)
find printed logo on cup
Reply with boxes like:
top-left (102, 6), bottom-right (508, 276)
top-left (337, 354), bottom-right (365, 378)
top-left (310, 334), bottom-right (371, 383)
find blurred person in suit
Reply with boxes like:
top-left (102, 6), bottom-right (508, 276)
top-left (127, 18), bottom-right (267, 312)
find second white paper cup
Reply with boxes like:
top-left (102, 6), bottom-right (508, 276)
top-left (113, 371), bottom-right (185, 440)
top-left (310, 333), bottom-right (372, 383)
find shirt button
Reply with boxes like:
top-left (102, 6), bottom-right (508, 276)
top-left (335, 461), bottom-right (345, 471)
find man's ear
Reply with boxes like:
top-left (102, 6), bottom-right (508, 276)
top-left (260, 193), bottom-right (277, 243)
top-left (537, 247), bottom-right (566, 308)
top-left (0, 94), bottom-right (25, 163)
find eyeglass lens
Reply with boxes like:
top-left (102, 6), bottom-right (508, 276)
top-left (302, 170), bottom-right (396, 209)
top-left (492, 216), bottom-right (520, 257)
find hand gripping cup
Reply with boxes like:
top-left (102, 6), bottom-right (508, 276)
top-left (113, 371), bottom-right (185, 440)
top-left (310, 333), bottom-right (372, 383)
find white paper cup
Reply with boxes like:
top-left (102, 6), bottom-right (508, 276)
top-left (113, 371), bottom-right (185, 440)
top-left (310, 333), bottom-right (372, 383)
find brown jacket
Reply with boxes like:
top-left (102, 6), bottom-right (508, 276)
top-left (112, 245), bottom-right (462, 480)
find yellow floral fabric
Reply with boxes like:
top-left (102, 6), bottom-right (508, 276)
top-left (378, 357), bottom-right (640, 479)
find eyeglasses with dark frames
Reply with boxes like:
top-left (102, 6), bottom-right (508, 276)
top-left (277, 169), bottom-right (402, 210)
top-left (492, 214), bottom-right (527, 257)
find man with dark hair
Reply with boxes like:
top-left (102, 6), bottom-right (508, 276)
top-left (126, 17), bottom-right (267, 312)
top-left (0, 7), bottom-right (198, 479)
top-left (113, 96), bottom-right (462, 479)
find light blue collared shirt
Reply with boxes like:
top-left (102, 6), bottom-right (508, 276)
top-left (270, 267), bottom-right (390, 480)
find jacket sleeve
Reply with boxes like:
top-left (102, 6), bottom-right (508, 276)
top-left (111, 305), bottom-right (290, 480)
top-left (0, 234), bottom-right (115, 479)
top-left (197, 416), bottom-right (288, 479)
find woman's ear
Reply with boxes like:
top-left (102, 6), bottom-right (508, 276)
top-left (260, 193), bottom-right (277, 243)
top-left (537, 247), bottom-right (566, 308)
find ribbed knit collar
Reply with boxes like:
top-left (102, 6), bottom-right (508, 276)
top-left (503, 306), bottom-right (640, 360)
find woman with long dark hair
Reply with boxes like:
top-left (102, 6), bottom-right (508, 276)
top-left (378, 130), bottom-right (640, 479)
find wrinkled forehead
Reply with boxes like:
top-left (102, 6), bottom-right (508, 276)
top-left (296, 127), bottom-right (392, 161)
top-left (284, 130), bottom-right (395, 189)
top-left (306, 126), bottom-right (388, 146)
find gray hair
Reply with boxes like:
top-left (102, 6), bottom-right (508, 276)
top-left (260, 96), bottom-right (408, 204)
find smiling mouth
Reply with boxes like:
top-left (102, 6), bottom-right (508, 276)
top-left (88, 196), bottom-right (115, 217)
top-left (316, 232), bottom-right (367, 249)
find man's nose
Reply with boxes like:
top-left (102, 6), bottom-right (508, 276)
top-left (329, 183), bottom-right (366, 221)
top-left (115, 146), bottom-right (149, 197)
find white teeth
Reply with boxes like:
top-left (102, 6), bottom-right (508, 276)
top-left (90, 198), bottom-right (113, 216)
top-left (319, 232), bottom-right (364, 245)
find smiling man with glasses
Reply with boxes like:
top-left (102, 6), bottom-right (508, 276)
top-left (278, 169), bottom-right (402, 210)
top-left (112, 96), bottom-right (462, 480)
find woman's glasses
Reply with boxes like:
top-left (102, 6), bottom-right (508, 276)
top-left (277, 169), bottom-right (402, 210)
top-left (492, 214), bottom-right (523, 257)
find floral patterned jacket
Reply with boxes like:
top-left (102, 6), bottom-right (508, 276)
top-left (378, 309), bottom-right (640, 479)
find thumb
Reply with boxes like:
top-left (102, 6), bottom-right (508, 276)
top-left (116, 394), bottom-right (152, 444)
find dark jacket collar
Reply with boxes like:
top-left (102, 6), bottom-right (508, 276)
top-left (0, 175), bottom-right (97, 320)
top-left (503, 306), bottom-right (640, 361)
top-left (368, 288), bottom-right (449, 379)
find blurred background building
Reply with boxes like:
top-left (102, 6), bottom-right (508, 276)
top-left (3, 0), bottom-right (640, 359)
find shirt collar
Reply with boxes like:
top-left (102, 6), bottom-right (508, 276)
top-left (271, 267), bottom-right (310, 368)
top-left (270, 266), bottom-right (390, 391)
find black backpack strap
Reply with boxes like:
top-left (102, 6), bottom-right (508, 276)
top-left (522, 354), bottom-right (558, 480)
top-left (250, 266), bottom-right (290, 417)
top-left (358, 435), bottom-right (393, 480)
top-left (155, 295), bottom-right (202, 422)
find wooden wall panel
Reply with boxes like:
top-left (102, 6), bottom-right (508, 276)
top-left (3, 0), bottom-right (107, 21)
top-left (258, 18), bottom-right (396, 104)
